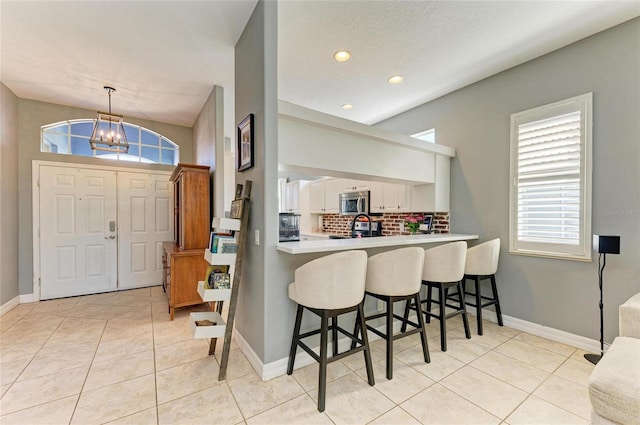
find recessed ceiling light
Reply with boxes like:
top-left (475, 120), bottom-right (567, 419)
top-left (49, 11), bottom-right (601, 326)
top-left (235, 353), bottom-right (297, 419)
top-left (342, 104), bottom-right (354, 110)
top-left (334, 50), bottom-right (351, 62)
top-left (388, 75), bottom-right (404, 84)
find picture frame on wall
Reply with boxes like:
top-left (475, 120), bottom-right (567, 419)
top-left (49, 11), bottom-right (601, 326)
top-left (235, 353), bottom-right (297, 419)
top-left (237, 114), bottom-right (254, 172)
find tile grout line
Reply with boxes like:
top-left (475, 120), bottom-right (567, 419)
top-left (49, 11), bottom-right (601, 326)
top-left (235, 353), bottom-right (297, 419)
top-left (151, 296), bottom-right (161, 425)
top-left (0, 303), bottom-right (91, 422)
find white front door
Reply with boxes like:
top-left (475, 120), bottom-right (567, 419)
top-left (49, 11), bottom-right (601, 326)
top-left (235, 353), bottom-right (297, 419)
top-left (40, 166), bottom-right (118, 299)
top-left (117, 172), bottom-right (173, 289)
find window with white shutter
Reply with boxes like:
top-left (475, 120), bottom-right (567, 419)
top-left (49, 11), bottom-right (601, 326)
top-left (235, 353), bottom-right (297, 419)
top-left (509, 93), bottom-right (592, 261)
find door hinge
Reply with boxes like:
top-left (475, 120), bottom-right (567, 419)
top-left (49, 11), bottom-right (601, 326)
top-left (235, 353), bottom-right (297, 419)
top-left (38, 228), bottom-right (40, 237)
top-left (37, 179), bottom-right (40, 188)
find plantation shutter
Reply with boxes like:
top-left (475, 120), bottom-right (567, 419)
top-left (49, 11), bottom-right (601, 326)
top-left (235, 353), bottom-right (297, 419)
top-left (509, 93), bottom-right (592, 261)
top-left (517, 111), bottom-right (581, 245)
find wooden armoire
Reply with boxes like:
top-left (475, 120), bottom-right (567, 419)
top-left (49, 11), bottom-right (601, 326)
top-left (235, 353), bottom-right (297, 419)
top-left (162, 163), bottom-right (210, 320)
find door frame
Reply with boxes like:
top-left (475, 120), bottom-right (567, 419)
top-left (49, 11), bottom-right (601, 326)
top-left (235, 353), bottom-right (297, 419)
top-left (32, 160), bottom-right (173, 301)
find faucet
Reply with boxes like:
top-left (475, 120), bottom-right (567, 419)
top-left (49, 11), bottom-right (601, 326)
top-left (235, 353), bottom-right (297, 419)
top-left (351, 213), bottom-right (373, 237)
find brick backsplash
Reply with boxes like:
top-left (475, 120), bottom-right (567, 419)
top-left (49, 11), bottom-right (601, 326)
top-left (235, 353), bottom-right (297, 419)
top-left (320, 212), bottom-right (449, 236)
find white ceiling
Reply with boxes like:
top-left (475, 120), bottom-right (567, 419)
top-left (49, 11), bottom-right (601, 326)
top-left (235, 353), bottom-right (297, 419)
top-left (278, 1), bottom-right (640, 125)
top-left (2, 1), bottom-right (639, 137)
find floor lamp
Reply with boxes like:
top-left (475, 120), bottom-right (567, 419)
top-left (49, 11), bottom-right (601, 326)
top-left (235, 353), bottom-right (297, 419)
top-left (584, 235), bottom-right (621, 365)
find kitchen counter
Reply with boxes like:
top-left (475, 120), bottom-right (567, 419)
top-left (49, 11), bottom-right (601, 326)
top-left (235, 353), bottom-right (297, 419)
top-left (299, 232), bottom-right (331, 240)
top-left (277, 233), bottom-right (479, 254)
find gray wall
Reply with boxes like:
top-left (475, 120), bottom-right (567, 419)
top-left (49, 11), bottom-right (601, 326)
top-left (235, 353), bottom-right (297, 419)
top-left (377, 18), bottom-right (640, 343)
top-left (17, 98), bottom-right (193, 296)
top-left (234, 0), bottom-right (277, 361)
top-left (1, 83), bottom-right (19, 305)
top-left (193, 85), bottom-right (226, 217)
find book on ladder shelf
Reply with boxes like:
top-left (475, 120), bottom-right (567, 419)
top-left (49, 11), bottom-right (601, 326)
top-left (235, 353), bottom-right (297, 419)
top-left (188, 181), bottom-right (252, 381)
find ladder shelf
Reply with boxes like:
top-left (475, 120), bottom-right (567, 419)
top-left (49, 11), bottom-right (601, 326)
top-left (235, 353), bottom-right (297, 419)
top-left (189, 181), bottom-right (252, 381)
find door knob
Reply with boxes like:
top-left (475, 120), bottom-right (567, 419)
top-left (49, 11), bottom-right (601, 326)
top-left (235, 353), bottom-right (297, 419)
top-left (104, 235), bottom-right (116, 240)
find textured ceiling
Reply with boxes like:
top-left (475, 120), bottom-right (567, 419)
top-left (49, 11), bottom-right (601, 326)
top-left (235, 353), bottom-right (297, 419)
top-left (278, 1), bottom-right (640, 125)
top-left (0, 1), bottom-right (258, 130)
top-left (2, 1), bottom-right (639, 136)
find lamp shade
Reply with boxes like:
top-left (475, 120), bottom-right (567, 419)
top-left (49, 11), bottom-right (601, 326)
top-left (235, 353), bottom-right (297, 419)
top-left (593, 235), bottom-right (620, 254)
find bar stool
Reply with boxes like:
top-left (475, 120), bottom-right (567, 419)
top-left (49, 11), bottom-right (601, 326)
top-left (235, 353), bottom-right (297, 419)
top-left (463, 238), bottom-right (503, 335)
top-left (403, 241), bottom-right (470, 351)
top-left (356, 247), bottom-right (430, 380)
top-left (286, 250), bottom-right (374, 412)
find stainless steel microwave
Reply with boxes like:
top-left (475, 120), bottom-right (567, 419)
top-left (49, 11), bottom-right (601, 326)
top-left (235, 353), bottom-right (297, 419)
top-left (339, 191), bottom-right (369, 216)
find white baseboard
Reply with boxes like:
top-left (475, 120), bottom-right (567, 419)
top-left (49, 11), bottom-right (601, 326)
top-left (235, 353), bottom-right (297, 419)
top-left (0, 296), bottom-right (20, 316)
top-left (19, 293), bottom-right (38, 303)
top-left (469, 311), bottom-right (606, 353)
top-left (231, 330), bottom-right (267, 379)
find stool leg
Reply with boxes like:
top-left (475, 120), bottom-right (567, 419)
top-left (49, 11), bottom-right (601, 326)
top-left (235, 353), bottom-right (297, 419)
top-left (358, 303), bottom-right (375, 386)
top-left (351, 314), bottom-right (360, 350)
top-left (415, 293), bottom-right (430, 363)
top-left (439, 283), bottom-right (447, 351)
top-left (426, 284), bottom-right (433, 324)
top-left (385, 297), bottom-right (393, 380)
top-left (287, 304), bottom-right (303, 375)
top-left (457, 280), bottom-right (471, 340)
top-left (318, 312), bottom-right (329, 412)
top-left (331, 316), bottom-right (338, 356)
top-left (491, 275), bottom-right (504, 326)
top-left (474, 276), bottom-right (483, 335)
top-left (400, 298), bottom-right (411, 333)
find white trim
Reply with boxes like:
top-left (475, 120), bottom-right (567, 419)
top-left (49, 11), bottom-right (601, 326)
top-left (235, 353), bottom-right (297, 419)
top-left (472, 311), bottom-right (606, 353)
top-left (0, 296), bottom-right (20, 316)
top-left (231, 330), bottom-right (265, 379)
top-left (31, 160), bottom-right (174, 301)
top-left (32, 164), bottom-right (40, 301)
top-left (19, 293), bottom-right (38, 303)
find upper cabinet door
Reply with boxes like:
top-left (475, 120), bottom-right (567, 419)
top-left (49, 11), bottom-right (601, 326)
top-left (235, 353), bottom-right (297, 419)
top-left (309, 180), bottom-right (325, 213)
top-left (370, 181), bottom-right (384, 212)
top-left (397, 184), bottom-right (411, 212)
top-left (382, 183), bottom-right (399, 211)
top-left (342, 179), bottom-right (370, 192)
top-left (323, 179), bottom-right (342, 213)
top-left (284, 181), bottom-right (300, 213)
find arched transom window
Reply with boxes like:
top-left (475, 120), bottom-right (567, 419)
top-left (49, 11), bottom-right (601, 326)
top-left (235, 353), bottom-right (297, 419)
top-left (41, 119), bottom-right (179, 165)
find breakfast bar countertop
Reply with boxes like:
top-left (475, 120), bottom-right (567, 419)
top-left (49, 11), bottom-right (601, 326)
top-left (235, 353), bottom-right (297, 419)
top-left (277, 233), bottom-right (479, 254)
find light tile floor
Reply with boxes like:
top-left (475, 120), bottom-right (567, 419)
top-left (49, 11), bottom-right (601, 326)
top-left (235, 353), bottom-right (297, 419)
top-left (0, 286), bottom-right (595, 424)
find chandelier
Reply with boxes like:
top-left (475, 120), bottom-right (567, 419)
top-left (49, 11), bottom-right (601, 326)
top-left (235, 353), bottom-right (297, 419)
top-left (89, 86), bottom-right (129, 153)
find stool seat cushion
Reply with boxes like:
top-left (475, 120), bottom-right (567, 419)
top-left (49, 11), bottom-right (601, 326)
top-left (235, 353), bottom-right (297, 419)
top-left (588, 336), bottom-right (640, 425)
top-left (365, 247), bottom-right (424, 296)
top-left (619, 292), bottom-right (640, 338)
top-left (288, 250), bottom-right (368, 310)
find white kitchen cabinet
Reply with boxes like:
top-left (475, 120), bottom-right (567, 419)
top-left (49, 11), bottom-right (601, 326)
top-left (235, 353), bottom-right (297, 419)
top-left (382, 183), bottom-right (399, 211)
top-left (283, 181), bottom-right (299, 213)
top-left (370, 181), bottom-right (384, 213)
top-left (342, 179), bottom-right (369, 192)
top-left (397, 184), bottom-right (411, 212)
top-left (370, 182), bottom-right (410, 213)
top-left (309, 179), bottom-right (341, 213)
top-left (324, 179), bottom-right (342, 213)
top-left (310, 180), bottom-right (325, 213)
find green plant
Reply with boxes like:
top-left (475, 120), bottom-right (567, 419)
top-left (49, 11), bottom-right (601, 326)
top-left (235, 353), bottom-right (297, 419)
top-left (404, 214), bottom-right (424, 234)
